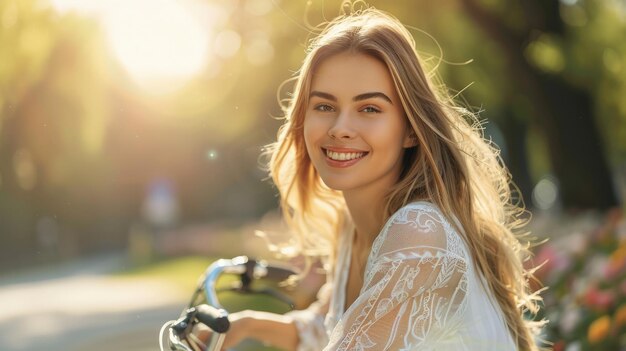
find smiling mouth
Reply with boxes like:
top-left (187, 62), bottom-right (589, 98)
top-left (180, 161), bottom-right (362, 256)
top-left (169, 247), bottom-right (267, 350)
top-left (323, 148), bottom-right (368, 161)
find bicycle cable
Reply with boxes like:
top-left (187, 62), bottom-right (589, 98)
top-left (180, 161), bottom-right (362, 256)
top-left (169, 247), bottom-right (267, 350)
top-left (159, 320), bottom-right (177, 351)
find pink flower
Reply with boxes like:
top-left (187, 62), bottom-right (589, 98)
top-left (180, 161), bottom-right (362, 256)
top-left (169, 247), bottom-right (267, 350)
top-left (533, 245), bottom-right (571, 283)
top-left (553, 340), bottom-right (565, 351)
top-left (604, 244), bottom-right (626, 279)
top-left (583, 285), bottom-right (616, 311)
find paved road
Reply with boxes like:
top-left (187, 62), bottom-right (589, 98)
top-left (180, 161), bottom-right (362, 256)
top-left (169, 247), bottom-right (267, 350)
top-left (0, 253), bottom-right (185, 351)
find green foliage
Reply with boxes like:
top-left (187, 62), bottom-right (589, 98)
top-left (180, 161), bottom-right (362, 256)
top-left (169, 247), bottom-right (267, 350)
top-left (0, 0), bottom-right (55, 112)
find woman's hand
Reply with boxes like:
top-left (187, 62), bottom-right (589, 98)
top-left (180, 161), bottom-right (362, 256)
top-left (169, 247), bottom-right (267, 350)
top-left (191, 309), bottom-right (299, 351)
top-left (191, 310), bottom-right (252, 350)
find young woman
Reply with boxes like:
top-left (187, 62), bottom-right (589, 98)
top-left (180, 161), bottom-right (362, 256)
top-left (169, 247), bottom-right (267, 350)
top-left (196, 5), bottom-right (545, 351)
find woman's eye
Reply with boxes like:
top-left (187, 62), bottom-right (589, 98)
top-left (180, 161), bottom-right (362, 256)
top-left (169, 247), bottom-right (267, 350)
top-left (361, 106), bottom-right (381, 113)
top-left (314, 104), bottom-right (334, 112)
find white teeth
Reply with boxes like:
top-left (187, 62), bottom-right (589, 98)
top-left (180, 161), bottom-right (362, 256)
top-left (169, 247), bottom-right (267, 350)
top-left (326, 150), bottom-right (365, 161)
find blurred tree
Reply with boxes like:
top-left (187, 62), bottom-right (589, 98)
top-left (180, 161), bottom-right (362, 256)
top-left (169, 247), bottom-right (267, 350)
top-left (0, 0), bottom-right (63, 266)
top-left (0, 0), bottom-right (122, 268)
top-left (458, 0), bottom-right (620, 209)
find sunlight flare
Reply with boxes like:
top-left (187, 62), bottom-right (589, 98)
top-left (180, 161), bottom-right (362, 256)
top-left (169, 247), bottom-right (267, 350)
top-left (49, 0), bottom-right (212, 92)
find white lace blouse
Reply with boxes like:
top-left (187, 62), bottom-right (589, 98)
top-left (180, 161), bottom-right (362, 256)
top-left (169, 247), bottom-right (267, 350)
top-left (286, 201), bottom-right (516, 350)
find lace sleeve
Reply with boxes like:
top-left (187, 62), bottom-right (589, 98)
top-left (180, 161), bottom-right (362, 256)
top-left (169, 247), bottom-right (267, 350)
top-left (285, 282), bottom-right (332, 351)
top-left (325, 204), bottom-right (470, 350)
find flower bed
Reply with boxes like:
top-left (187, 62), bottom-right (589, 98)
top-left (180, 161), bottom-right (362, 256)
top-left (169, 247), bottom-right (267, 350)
top-left (532, 209), bottom-right (626, 350)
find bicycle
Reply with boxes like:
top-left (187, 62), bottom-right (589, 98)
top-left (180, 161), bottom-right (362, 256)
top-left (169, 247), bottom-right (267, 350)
top-left (159, 256), bottom-right (297, 351)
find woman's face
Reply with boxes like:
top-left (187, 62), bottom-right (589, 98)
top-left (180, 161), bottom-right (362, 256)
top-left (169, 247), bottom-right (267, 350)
top-left (303, 52), bottom-right (415, 195)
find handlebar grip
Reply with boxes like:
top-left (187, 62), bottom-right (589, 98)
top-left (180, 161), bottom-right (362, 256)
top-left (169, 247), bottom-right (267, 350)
top-left (194, 304), bottom-right (230, 334)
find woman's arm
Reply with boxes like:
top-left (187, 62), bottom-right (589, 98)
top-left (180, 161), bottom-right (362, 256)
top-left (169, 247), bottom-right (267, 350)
top-left (193, 309), bottom-right (299, 350)
top-left (194, 282), bottom-right (332, 350)
top-left (225, 310), bottom-right (300, 350)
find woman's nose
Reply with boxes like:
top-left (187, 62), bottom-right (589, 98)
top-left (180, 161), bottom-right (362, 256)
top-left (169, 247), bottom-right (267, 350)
top-left (328, 112), bottom-right (356, 139)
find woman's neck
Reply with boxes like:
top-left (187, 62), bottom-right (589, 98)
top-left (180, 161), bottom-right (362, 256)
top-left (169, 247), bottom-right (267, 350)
top-left (343, 190), bottom-right (386, 247)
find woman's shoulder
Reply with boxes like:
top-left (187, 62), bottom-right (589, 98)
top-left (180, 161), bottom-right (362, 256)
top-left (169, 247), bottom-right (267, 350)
top-left (384, 200), bottom-right (452, 231)
top-left (372, 200), bottom-right (469, 260)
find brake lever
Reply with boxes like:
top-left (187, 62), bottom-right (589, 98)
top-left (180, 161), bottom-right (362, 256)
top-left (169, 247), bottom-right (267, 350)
top-left (171, 308), bottom-right (195, 335)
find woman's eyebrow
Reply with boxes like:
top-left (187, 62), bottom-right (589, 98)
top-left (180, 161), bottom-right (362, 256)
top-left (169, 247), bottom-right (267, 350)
top-left (310, 91), bottom-right (337, 101)
top-left (310, 91), bottom-right (392, 104)
top-left (353, 92), bottom-right (392, 104)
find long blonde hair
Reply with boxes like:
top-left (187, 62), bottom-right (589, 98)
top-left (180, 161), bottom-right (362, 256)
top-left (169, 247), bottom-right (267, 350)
top-left (266, 5), bottom-right (545, 350)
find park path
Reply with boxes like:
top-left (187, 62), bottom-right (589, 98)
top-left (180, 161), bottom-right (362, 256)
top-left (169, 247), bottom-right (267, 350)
top-left (0, 253), bottom-right (185, 351)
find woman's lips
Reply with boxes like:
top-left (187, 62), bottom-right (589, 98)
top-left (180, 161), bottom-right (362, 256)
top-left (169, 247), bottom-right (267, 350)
top-left (322, 147), bottom-right (368, 168)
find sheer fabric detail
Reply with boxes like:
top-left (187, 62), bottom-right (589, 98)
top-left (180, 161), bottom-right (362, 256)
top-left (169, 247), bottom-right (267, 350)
top-left (285, 282), bottom-right (332, 351)
top-left (290, 202), bottom-right (515, 351)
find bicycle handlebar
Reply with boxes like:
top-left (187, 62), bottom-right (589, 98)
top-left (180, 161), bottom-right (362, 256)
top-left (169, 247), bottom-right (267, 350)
top-left (160, 256), bottom-right (297, 351)
top-left (194, 305), bottom-right (230, 334)
top-left (203, 256), bottom-right (295, 308)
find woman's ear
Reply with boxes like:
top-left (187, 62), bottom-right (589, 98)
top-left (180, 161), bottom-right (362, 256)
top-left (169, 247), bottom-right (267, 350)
top-left (403, 132), bottom-right (418, 148)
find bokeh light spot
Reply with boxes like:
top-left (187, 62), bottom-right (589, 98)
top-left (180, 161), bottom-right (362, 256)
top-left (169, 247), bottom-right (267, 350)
top-left (245, 0), bottom-right (273, 16)
top-left (13, 149), bottom-right (37, 191)
top-left (206, 149), bottom-right (219, 160)
top-left (532, 176), bottom-right (559, 210)
top-left (246, 38), bottom-right (274, 66)
top-left (525, 35), bottom-right (565, 74)
top-left (214, 30), bottom-right (242, 59)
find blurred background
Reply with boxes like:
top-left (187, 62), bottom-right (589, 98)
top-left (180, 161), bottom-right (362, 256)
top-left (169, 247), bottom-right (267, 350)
top-left (0, 0), bottom-right (624, 350)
